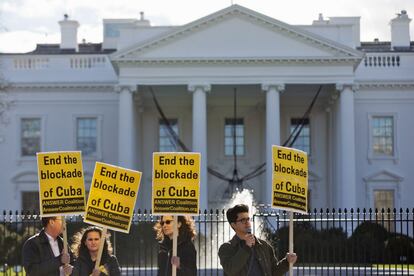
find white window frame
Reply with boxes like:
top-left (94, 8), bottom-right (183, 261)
top-left (73, 115), bottom-right (102, 160)
top-left (224, 117), bottom-right (245, 157)
top-left (367, 113), bottom-right (398, 163)
top-left (17, 115), bottom-right (46, 161)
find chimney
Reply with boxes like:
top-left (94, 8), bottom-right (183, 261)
top-left (59, 14), bottom-right (79, 51)
top-left (135, 11), bottom-right (150, 26)
top-left (390, 10), bottom-right (411, 49)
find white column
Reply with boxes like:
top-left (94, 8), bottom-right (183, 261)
top-left (188, 84), bottom-right (210, 211)
top-left (337, 84), bottom-right (357, 208)
top-left (262, 83), bottom-right (284, 205)
top-left (117, 85), bottom-right (136, 169)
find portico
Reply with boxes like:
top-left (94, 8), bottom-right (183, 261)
top-left (110, 5), bottom-right (363, 210)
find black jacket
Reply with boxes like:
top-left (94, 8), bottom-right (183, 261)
top-left (218, 235), bottom-right (289, 276)
top-left (157, 235), bottom-right (197, 276)
top-left (22, 229), bottom-right (73, 276)
top-left (72, 253), bottom-right (121, 276)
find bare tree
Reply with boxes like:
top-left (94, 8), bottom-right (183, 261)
top-left (0, 11), bottom-right (13, 125)
top-left (0, 61), bottom-right (13, 125)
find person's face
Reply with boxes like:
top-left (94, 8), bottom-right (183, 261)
top-left (85, 231), bottom-right (101, 253)
top-left (47, 216), bottom-right (64, 238)
top-left (231, 212), bottom-right (252, 236)
top-left (161, 216), bottom-right (181, 239)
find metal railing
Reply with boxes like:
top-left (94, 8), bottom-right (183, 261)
top-left (1, 207), bottom-right (413, 275)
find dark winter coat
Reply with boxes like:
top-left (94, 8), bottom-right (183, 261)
top-left (218, 235), bottom-right (289, 276)
top-left (72, 253), bottom-right (121, 276)
top-left (22, 229), bottom-right (73, 276)
top-left (157, 234), bottom-right (197, 276)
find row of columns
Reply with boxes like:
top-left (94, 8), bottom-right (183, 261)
top-left (116, 83), bottom-right (357, 209)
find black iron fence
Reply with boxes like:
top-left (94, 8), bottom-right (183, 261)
top-left (1, 207), bottom-right (414, 275)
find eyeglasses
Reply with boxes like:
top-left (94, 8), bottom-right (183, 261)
top-left (160, 220), bottom-right (173, 226)
top-left (235, 217), bottom-right (251, 224)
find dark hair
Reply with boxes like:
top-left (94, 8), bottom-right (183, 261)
top-left (226, 204), bottom-right (249, 223)
top-left (41, 216), bottom-right (57, 227)
top-left (154, 216), bottom-right (197, 241)
top-left (70, 226), bottom-right (113, 259)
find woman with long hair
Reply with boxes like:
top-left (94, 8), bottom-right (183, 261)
top-left (71, 226), bottom-right (121, 276)
top-left (154, 215), bottom-right (197, 276)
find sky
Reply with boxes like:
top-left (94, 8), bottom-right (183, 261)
top-left (0, 0), bottom-right (413, 53)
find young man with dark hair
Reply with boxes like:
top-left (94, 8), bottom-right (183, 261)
top-left (22, 216), bottom-right (73, 276)
top-left (219, 204), bottom-right (297, 276)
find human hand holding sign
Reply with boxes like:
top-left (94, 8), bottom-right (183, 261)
top-left (60, 250), bottom-right (70, 264)
top-left (286, 252), bottom-right (297, 264)
top-left (171, 256), bottom-right (180, 269)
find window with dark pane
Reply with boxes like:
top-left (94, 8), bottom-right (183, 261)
top-left (224, 118), bottom-right (244, 156)
top-left (22, 191), bottom-right (39, 212)
top-left (21, 118), bottom-right (41, 156)
top-left (77, 118), bottom-right (97, 156)
top-left (290, 118), bottom-right (310, 154)
top-left (159, 119), bottom-right (178, 152)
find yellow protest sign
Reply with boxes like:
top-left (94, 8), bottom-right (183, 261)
top-left (152, 152), bottom-right (200, 215)
top-left (84, 162), bottom-right (141, 233)
top-left (272, 146), bottom-right (308, 214)
top-left (37, 151), bottom-right (85, 216)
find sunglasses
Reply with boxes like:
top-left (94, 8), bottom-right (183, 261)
top-left (160, 220), bottom-right (173, 226)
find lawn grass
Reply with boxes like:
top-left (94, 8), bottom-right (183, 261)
top-left (0, 267), bottom-right (25, 276)
top-left (373, 264), bottom-right (414, 270)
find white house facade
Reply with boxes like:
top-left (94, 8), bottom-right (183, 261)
top-left (0, 5), bottom-right (413, 211)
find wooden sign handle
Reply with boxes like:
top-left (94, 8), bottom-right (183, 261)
top-left (289, 211), bottom-right (294, 276)
top-left (95, 227), bottom-right (107, 270)
top-left (172, 216), bottom-right (178, 276)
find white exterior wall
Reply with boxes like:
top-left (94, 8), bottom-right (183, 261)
top-left (0, 5), bottom-right (413, 210)
top-left (0, 88), bottom-right (119, 210)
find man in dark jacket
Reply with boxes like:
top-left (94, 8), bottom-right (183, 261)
top-left (219, 204), bottom-right (297, 276)
top-left (22, 216), bottom-right (73, 276)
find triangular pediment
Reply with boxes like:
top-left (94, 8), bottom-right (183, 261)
top-left (12, 171), bottom-right (38, 184)
top-left (112, 5), bottom-right (363, 63)
top-left (363, 170), bottom-right (404, 183)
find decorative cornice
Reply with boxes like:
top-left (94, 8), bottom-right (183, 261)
top-left (188, 83), bottom-right (211, 93)
top-left (261, 83), bottom-right (285, 92)
top-left (356, 82), bottom-right (414, 89)
top-left (114, 56), bottom-right (360, 66)
top-left (10, 82), bottom-right (117, 91)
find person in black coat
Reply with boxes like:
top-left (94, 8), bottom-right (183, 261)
top-left (71, 226), bottom-right (121, 276)
top-left (154, 215), bottom-right (197, 276)
top-left (22, 216), bottom-right (73, 276)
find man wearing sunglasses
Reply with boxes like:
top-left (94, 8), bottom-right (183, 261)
top-left (219, 204), bottom-right (297, 276)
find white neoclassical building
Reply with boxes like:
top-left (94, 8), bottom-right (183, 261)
top-left (0, 5), bottom-right (413, 211)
